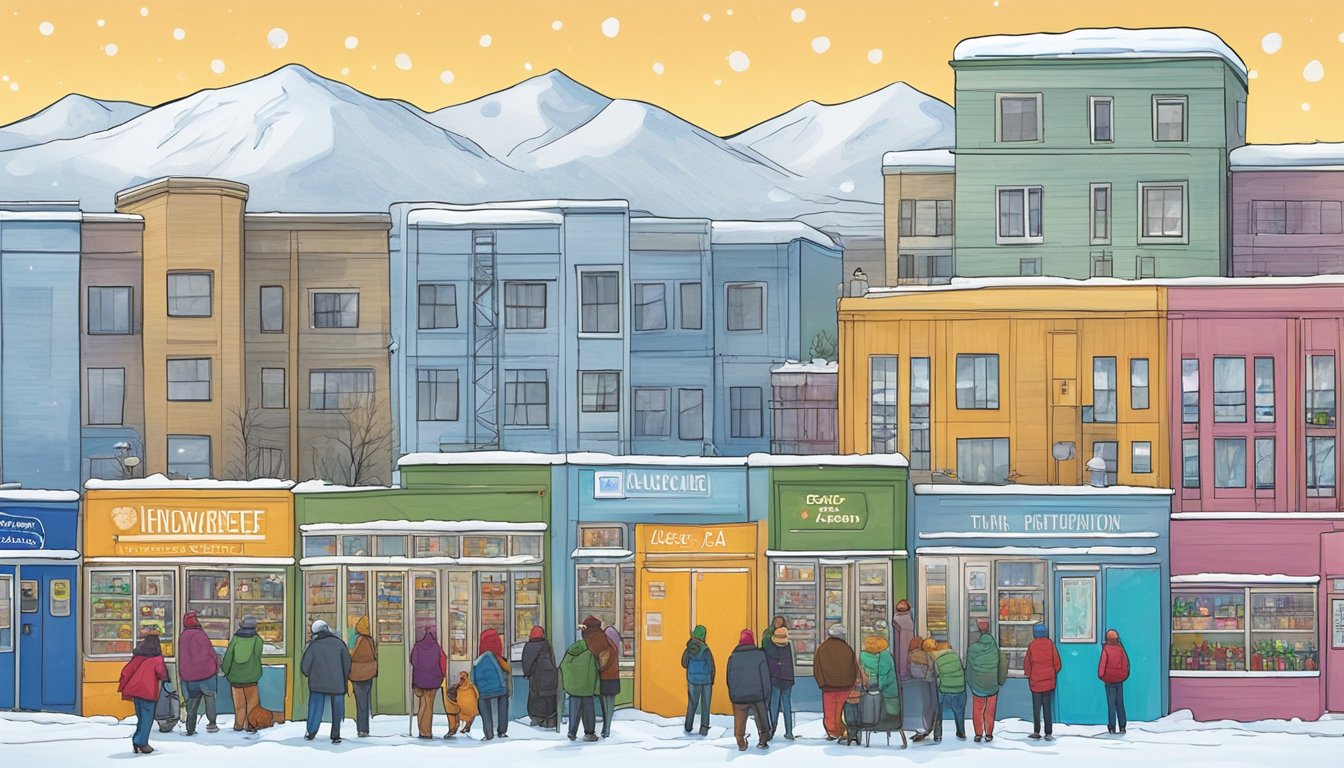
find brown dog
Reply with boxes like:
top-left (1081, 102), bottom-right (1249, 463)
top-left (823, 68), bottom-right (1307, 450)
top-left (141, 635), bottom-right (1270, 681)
top-left (443, 670), bottom-right (479, 736)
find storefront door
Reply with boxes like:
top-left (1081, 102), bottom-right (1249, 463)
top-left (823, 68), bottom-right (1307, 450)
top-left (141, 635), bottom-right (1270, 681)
top-left (1103, 566), bottom-right (1161, 721)
top-left (1054, 568), bottom-right (1104, 724)
top-left (372, 571), bottom-right (407, 713)
top-left (16, 565), bottom-right (77, 712)
top-left (1322, 531), bottom-right (1344, 713)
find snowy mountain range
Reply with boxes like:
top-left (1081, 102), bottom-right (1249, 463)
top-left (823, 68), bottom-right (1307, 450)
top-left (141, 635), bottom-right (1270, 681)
top-left (0, 65), bottom-right (953, 237)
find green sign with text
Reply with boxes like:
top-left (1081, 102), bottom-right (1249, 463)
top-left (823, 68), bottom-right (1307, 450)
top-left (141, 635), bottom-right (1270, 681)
top-left (782, 490), bottom-right (869, 531)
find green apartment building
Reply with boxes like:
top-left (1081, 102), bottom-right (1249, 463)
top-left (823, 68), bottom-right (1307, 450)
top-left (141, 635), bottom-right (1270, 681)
top-left (949, 28), bottom-right (1248, 279)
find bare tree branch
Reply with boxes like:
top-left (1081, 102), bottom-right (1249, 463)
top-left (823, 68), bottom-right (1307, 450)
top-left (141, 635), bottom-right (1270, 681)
top-left (316, 393), bottom-right (393, 486)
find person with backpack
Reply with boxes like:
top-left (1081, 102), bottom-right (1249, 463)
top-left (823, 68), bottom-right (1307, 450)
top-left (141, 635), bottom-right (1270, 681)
top-left (349, 615), bottom-right (378, 737)
top-left (301, 619), bottom-right (352, 744)
top-left (860, 634), bottom-right (901, 738)
top-left (812, 624), bottom-right (860, 741)
top-left (681, 625), bottom-right (715, 736)
top-left (1098, 628), bottom-right (1130, 734)
top-left (220, 616), bottom-right (263, 733)
top-left (726, 629), bottom-right (772, 751)
top-left (118, 633), bottom-right (169, 755)
top-left (966, 618), bottom-right (1008, 743)
top-left (473, 627), bottom-right (512, 740)
top-left (177, 611), bottom-right (220, 735)
top-left (522, 625), bottom-right (559, 729)
top-left (410, 626), bottom-right (446, 739)
top-left (560, 627), bottom-right (600, 742)
top-left (930, 641), bottom-right (967, 743)
top-left (1023, 623), bottom-right (1062, 741)
top-left (762, 626), bottom-right (796, 740)
top-left (907, 637), bottom-right (938, 742)
top-left (579, 616), bottom-right (619, 739)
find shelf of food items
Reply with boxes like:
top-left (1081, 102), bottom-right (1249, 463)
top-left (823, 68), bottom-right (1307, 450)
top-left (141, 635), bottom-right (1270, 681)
top-left (1170, 639), bottom-right (1317, 672)
top-left (1172, 594), bottom-right (1243, 631)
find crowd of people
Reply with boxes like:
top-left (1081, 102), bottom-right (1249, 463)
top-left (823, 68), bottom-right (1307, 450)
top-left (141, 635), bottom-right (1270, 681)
top-left (113, 602), bottom-right (1133, 755)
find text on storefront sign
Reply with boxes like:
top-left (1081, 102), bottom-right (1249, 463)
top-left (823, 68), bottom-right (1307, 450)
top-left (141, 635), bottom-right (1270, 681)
top-left (0, 511), bottom-right (45, 549)
top-left (781, 490), bottom-right (869, 531)
top-left (594, 470), bottom-right (712, 499)
top-left (640, 522), bottom-right (757, 554)
top-left (969, 513), bottom-right (1125, 533)
top-left (133, 506), bottom-right (266, 536)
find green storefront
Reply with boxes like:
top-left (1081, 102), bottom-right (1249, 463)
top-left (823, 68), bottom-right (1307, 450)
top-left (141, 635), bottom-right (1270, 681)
top-left (762, 456), bottom-right (909, 711)
top-left (292, 458), bottom-right (554, 717)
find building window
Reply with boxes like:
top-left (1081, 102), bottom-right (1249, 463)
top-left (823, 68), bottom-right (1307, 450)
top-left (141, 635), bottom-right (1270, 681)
top-left (167, 358), bottom-right (211, 401)
top-left (1182, 438), bottom-right (1200, 488)
top-left (1090, 252), bottom-right (1113, 278)
top-left (1132, 441), bottom-right (1153, 474)
top-left (312, 291), bottom-right (359, 328)
top-left (1252, 201), bottom-right (1344, 235)
top-left (955, 354), bottom-right (999, 409)
top-left (256, 447), bottom-right (285, 478)
top-left (417, 284), bottom-right (458, 330)
top-left (1092, 441), bottom-right (1118, 485)
top-left (679, 282), bottom-right (702, 330)
top-left (1214, 437), bottom-right (1247, 488)
top-left (997, 93), bottom-right (1041, 142)
top-left (1090, 96), bottom-right (1113, 143)
top-left (1092, 357), bottom-right (1117, 423)
top-left (730, 386), bottom-right (763, 439)
top-left (1153, 96), bottom-right (1187, 141)
top-left (1141, 183), bottom-right (1186, 239)
top-left (633, 283), bottom-right (667, 331)
top-left (260, 286), bottom-right (284, 333)
top-left (504, 282), bottom-right (547, 330)
top-left (1255, 437), bottom-right (1275, 490)
top-left (1306, 354), bottom-right (1336, 425)
top-left (504, 369), bottom-right (549, 426)
top-left (1170, 587), bottom-right (1316, 673)
top-left (1090, 184), bottom-right (1111, 244)
top-left (957, 438), bottom-right (1009, 484)
top-left (1019, 258), bottom-right (1041, 276)
top-left (579, 271), bottom-right (621, 334)
top-left (1137, 256), bottom-right (1157, 279)
top-left (1213, 357), bottom-right (1247, 422)
top-left (1254, 357), bottom-right (1275, 422)
top-left (870, 356), bottom-right (898, 454)
top-left (167, 435), bottom-right (211, 479)
top-left (88, 286), bottom-right (133, 334)
top-left (167, 272), bottom-right (212, 318)
top-left (308, 369), bottom-right (374, 410)
top-left (261, 368), bottom-right (286, 409)
top-left (89, 457), bottom-right (122, 480)
top-left (1307, 437), bottom-right (1336, 496)
top-left (725, 283), bottom-right (765, 332)
top-left (677, 388), bottom-right (704, 441)
top-left (87, 368), bottom-right (126, 425)
top-left (416, 369), bottom-right (459, 421)
top-left (996, 187), bottom-right (1043, 243)
top-left (1182, 359), bottom-right (1199, 423)
top-left (899, 200), bottom-right (954, 236)
top-left (580, 371), bottom-right (620, 413)
top-left (633, 388), bottom-right (670, 436)
top-left (909, 357), bottom-right (931, 470)
top-left (1131, 359), bottom-right (1150, 410)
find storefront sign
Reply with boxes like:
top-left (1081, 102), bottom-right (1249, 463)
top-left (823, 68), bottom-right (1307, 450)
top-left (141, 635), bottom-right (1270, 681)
top-left (1333, 599), bottom-right (1344, 650)
top-left (594, 470), bottom-right (712, 500)
top-left (645, 612), bottom-right (663, 640)
top-left (0, 511), bottom-right (45, 549)
top-left (781, 490), bottom-right (869, 531)
top-left (967, 512), bottom-right (1126, 534)
top-left (85, 493), bottom-right (293, 558)
top-left (19, 580), bottom-right (37, 613)
top-left (49, 579), bottom-right (70, 617)
top-left (640, 523), bottom-right (757, 555)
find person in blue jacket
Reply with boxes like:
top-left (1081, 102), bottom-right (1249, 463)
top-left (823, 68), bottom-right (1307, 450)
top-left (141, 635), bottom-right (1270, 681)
top-left (681, 625), bottom-right (715, 736)
top-left (472, 628), bottom-right (512, 740)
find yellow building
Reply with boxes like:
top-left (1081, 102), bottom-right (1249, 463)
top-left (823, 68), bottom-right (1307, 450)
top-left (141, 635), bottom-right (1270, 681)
top-left (883, 149), bottom-right (956, 285)
top-left (838, 279), bottom-right (1168, 487)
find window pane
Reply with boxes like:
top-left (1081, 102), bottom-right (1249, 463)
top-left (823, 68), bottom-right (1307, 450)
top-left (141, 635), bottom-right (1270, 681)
top-left (1093, 98), bottom-right (1113, 141)
top-left (308, 369), bottom-right (374, 410)
top-left (167, 358), bottom-right (212, 401)
top-left (88, 368), bottom-right (126, 425)
top-left (504, 369), bottom-right (549, 426)
top-left (1254, 357), bottom-right (1275, 422)
top-left (1092, 186), bottom-right (1110, 241)
top-left (1170, 589), bottom-right (1245, 671)
top-left (1307, 355), bottom-right (1336, 423)
top-left (1131, 358), bottom-right (1150, 410)
top-left (1214, 438), bottom-right (1247, 488)
top-left (634, 388), bottom-right (669, 436)
top-left (634, 283), bottom-right (667, 331)
top-left (580, 272), bottom-right (620, 333)
top-left (914, 200), bottom-right (938, 237)
top-left (1213, 357), bottom-right (1247, 422)
top-left (678, 282), bottom-right (702, 330)
top-left (417, 369), bottom-right (459, 421)
top-left (1307, 437), bottom-right (1336, 496)
top-left (726, 284), bottom-right (764, 332)
top-left (909, 357), bottom-right (931, 470)
top-left (936, 200), bottom-right (953, 235)
top-left (313, 292), bottom-right (359, 328)
top-left (869, 356), bottom-right (898, 453)
top-left (417, 284), bottom-right (458, 330)
top-left (1027, 188), bottom-right (1043, 237)
top-left (261, 368), bottom-right (286, 409)
top-left (580, 372), bottom-right (620, 413)
top-left (375, 536), bottom-right (406, 557)
top-left (580, 526), bottom-right (624, 549)
top-left (168, 435), bottom-right (211, 479)
top-left (730, 386), bottom-right (763, 438)
top-left (1132, 441), bottom-right (1153, 474)
top-left (1093, 357), bottom-right (1117, 423)
top-left (1156, 99), bottom-right (1185, 141)
top-left (1182, 359), bottom-right (1200, 423)
top-left (1255, 437), bottom-right (1275, 490)
top-left (998, 189), bottom-right (1024, 238)
top-left (956, 438), bottom-right (1009, 484)
top-left (503, 282), bottom-right (547, 330)
top-left (1000, 96), bottom-right (1038, 141)
top-left (1144, 187), bottom-right (1184, 237)
top-left (168, 273), bottom-right (211, 317)
top-left (1182, 438), bottom-right (1200, 488)
top-left (956, 354), bottom-right (998, 409)
top-left (1092, 441), bottom-right (1118, 486)
top-left (260, 286), bottom-right (284, 333)
top-left (89, 287), bottom-right (132, 334)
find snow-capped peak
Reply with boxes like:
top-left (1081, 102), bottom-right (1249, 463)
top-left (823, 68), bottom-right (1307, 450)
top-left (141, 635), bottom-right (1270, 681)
top-left (425, 69), bottom-right (612, 158)
top-left (0, 93), bottom-right (148, 152)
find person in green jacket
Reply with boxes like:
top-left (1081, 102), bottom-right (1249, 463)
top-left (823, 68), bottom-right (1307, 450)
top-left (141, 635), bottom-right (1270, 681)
top-left (859, 636), bottom-right (902, 727)
top-left (559, 628), bottom-right (600, 742)
top-left (220, 616), bottom-right (264, 733)
top-left (930, 641), bottom-right (966, 743)
top-left (965, 619), bottom-right (1009, 742)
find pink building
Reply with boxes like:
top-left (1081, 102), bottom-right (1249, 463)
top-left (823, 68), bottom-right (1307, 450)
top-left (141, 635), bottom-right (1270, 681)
top-left (1231, 144), bottom-right (1344, 277)
top-left (1167, 279), bottom-right (1344, 720)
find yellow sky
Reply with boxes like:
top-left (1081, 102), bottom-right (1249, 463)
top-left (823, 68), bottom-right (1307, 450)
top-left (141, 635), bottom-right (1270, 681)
top-left (0, 0), bottom-right (1340, 142)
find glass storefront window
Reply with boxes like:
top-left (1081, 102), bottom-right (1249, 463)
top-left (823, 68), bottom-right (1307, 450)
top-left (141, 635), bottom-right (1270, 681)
top-left (823, 566), bottom-right (847, 634)
top-left (375, 573), bottom-right (405, 644)
top-left (479, 572), bottom-right (507, 640)
top-left (415, 535), bottom-right (458, 558)
top-left (345, 570), bottom-right (370, 645)
top-left (413, 572), bottom-right (438, 639)
top-left (513, 570), bottom-right (543, 646)
top-left (187, 571), bottom-right (234, 641)
top-left (304, 571), bottom-right (338, 639)
top-left (1250, 591), bottom-right (1317, 671)
top-left (1171, 589), bottom-right (1248, 671)
top-left (0, 575), bottom-right (11, 651)
top-left (996, 560), bottom-right (1045, 671)
top-left (513, 535), bottom-right (543, 559)
top-left (923, 560), bottom-right (949, 645)
top-left (580, 525), bottom-right (625, 549)
top-left (375, 536), bottom-right (407, 558)
top-left (90, 570), bottom-right (137, 656)
top-left (1169, 588), bottom-right (1316, 673)
top-left (187, 570), bottom-right (286, 654)
top-left (464, 536), bottom-right (507, 558)
top-left (577, 564), bottom-right (619, 630)
top-left (304, 536), bottom-right (336, 558)
top-left (857, 563), bottom-right (889, 642)
top-left (343, 535), bottom-right (370, 557)
top-left (620, 563), bottom-right (636, 659)
top-left (448, 571), bottom-right (472, 660)
top-left (773, 561), bottom-right (819, 664)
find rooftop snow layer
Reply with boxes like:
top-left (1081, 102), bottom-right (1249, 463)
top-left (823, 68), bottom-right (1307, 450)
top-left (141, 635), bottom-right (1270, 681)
top-left (399, 451), bottom-right (908, 468)
top-left (772, 359), bottom-right (839, 374)
top-left (710, 220), bottom-right (839, 250)
top-left (1230, 142), bottom-right (1344, 169)
top-left (408, 209), bottom-right (563, 227)
top-left (747, 453), bottom-right (909, 467)
top-left (84, 474), bottom-right (295, 490)
top-left (915, 483), bottom-right (1174, 496)
top-left (291, 481), bottom-right (398, 494)
top-left (881, 148), bottom-right (955, 171)
top-left (953, 28), bottom-right (1247, 76)
top-left (0, 490), bottom-right (81, 502)
top-left (862, 274), bottom-right (1344, 296)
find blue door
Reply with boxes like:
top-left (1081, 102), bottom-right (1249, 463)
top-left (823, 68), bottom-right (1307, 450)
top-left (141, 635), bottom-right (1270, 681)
top-left (0, 566), bottom-right (15, 709)
top-left (17, 565), bottom-right (77, 712)
top-left (1103, 566), bottom-right (1161, 722)
top-left (1054, 570), bottom-right (1104, 724)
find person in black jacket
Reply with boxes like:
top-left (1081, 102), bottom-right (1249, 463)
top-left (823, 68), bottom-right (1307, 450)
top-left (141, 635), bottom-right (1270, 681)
top-left (762, 626), bottom-right (796, 740)
top-left (521, 625), bottom-right (559, 728)
top-left (726, 629), bottom-right (772, 752)
top-left (300, 619), bottom-right (352, 744)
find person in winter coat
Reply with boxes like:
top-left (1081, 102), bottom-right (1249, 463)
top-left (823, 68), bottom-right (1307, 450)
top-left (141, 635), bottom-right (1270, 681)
top-left (726, 629), bottom-right (772, 751)
top-left (761, 615), bottom-right (787, 649)
top-left (860, 636), bottom-right (902, 725)
top-left (581, 617), bottom-right (619, 738)
top-left (349, 615), bottom-right (378, 737)
top-left (1023, 623), bottom-right (1062, 740)
top-left (930, 641), bottom-right (967, 743)
top-left (560, 627), bottom-right (600, 742)
top-left (522, 625), bottom-right (559, 728)
top-left (472, 628), bottom-right (512, 740)
top-left (119, 633), bottom-right (169, 754)
top-left (908, 636), bottom-right (932, 680)
top-left (409, 626), bottom-right (446, 739)
top-left (812, 624), bottom-right (860, 741)
top-left (220, 616), bottom-right (264, 733)
top-left (445, 670), bottom-right (479, 735)
top-left (892, 601), bottom-right (916, 679)
top-left (300, 619), bottom-right (352, 743)
top-left (966, 618), bottom-right (1009, 742)
top-left (762, 626), bottom-right (796, 740)
top-left (907, 637), bottom-right (937, 742)
top-left (1098, 628), bottom-right (1130, 734)
top-left (681, 625), bottom-right (715, 736)
top-left (177, 611), bottom-right (220, 735)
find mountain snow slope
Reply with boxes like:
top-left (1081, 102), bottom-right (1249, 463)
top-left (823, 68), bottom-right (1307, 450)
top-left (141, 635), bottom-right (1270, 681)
top-left (0, 94), bottom-right (149, 152)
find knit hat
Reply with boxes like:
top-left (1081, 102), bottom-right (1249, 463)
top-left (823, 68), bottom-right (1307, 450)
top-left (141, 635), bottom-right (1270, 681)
top-left (738, 629), bottom-right (755, 646)
top-left (529, 625), bottom-right (546, 640)
top-left (895, 599), bottom-right (911, 614)
top-left (311, 619), bottom-right (329, 635)
top-left (582, 615), bottom-right (602, 631)
top-left (241, 616), bottom-right (258, 630)
top-left (1105, 628), bottom-right (1120, 643)
top-left (691, 625), bottom-right (707, 641)
top-left (863, 635), bottom-right (889, 654)
top-left (183, 611), bottom-right (201, 629)
top-left (772, 627), bottom-right (790, 646)
top-left (977, 618), bottom-right (991, 632)
top-left (921, 638), bottom-right (937, 652)
top-left (909, 636), bottom-right (924, 652)
top-left (1032, 623), bottom-right (1048, 638)
top-left (827, 623), bottom-right (847, 639)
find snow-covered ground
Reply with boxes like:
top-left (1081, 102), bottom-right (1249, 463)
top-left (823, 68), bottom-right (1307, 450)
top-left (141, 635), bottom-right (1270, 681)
top-left (1, 709), bottom-right (1339, 766)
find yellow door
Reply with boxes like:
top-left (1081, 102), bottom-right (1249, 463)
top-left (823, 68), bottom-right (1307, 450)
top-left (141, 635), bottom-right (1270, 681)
top-left (694, 569), bottom-right (752, 716)
top-left (637, 569), bottom-right (692, 717)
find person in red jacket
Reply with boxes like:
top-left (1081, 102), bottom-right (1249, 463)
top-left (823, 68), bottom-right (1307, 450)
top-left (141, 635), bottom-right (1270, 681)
top-left (1097, 628), bottom-right (1130, 734)
top-left (118, 633), bottom-right (169, 755)
top-left (1022, 623), bottom-right (1061, 741)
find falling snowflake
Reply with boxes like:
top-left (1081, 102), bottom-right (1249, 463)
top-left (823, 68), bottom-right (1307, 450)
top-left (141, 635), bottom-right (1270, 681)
top-left (211, 58), bottom-right (225, 74)
top-left (1248, 69), bottom-right (1259, 79)
top-left (714, 79), bottom-right (722, 86)
top-left (440, 70), bottom-right (455, 84)
top-left (1302, 102), bottom-right (1311, 111)
top-left (39, 21), bottom-right (53, 36)
top-left (791, 8), bottom-right (806, 23)
top-left (602, 17), bottom-right (620, 38)
top-left (341, 67), bottom-right (349, 76)
top-left (728, 50), bottom-right (749, 72)
top-left (268, 28), bottom-right (288, 49)
top-left (552, 20), bottom-right (563, 31)
top-left (1261, 33), bottom-right (1282, 54)
top-left (480, 34), bottom-right (492, 47)
top-left (524, 62), bottom-right (533, 71)
top-left (703, 13), bottom-right (711, 21)
top-left (173, 28), bottom-right (185, 41)
top-left (104, 43), bottom-right (118, 56)
top-left (868, 48), bottom-right (883, 64)
top-left (345, 35), bottom-right (358, 49)
top-left (652, 61), bottom-right (665, 75)
top-left (812, 36), bottom-right (830, 54)
top-left (395, 53), bottom-right (412, 70)
top-left (9, 82), bottom-right (18, 92)
top-left (140, 6), bottom-right (148, 16)
top-left (1304, 60), bottom-right (1324, 82)
top-left (97, 19), bottom-right (105, 27)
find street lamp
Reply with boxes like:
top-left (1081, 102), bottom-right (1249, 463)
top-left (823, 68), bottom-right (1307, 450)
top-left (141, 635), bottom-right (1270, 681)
top-left (114, 442), bottom-right (141, 479)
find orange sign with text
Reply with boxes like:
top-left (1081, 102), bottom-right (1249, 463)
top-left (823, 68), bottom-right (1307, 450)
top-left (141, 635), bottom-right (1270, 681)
top-left (84, 491), bottom-right (293, 559)
top-left (638, 522), bottom-right (758, 556)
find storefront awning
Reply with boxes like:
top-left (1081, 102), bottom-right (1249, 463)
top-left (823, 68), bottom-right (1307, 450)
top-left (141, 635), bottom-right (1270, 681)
top-left (0, 549), bottom-right (80, 560)
top-left (916, 545), bottom-right (1157, 556)
top-left (300, 555), bottom-right (542, 567)
top-left (300, 520), bottom-right (548, 533)
top-left (572, 548), bottom-right (635, 560)
top-left (87, 556), bottom-right (296, 565)
top-left (1171, 573), bottom-right (1320, 585)
top-left (765, 549), bottom-right (908, 558)
top-left (919, 532), bottom-right (1159, 539)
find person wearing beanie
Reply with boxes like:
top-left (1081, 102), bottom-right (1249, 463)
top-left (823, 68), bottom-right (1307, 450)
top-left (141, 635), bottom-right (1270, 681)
top-left (929, 639), bottom-right (967, 743)
top-left (860, 635), bottom-right (903, 740)
top-left (301, 618), bottom-right (352, 743)
top-left (178, 611), bottom-right (220, 735)
top-left (348, 615), bottom-right (378, 737)
top-left (681, 625), bottom-right (715, 736)
top-left (560, 624), bottom-right (601, 742)
top-left (409, 626), bottom-right (445, 739)
top-left (579, 616), bottom-right (618, 738)
top-left (1098, 628), bottom-right (1130, 734)
top-left (763, 626), bottom-right (796, 740)
top-left (966, 618), bottom-right (1008, 742)
top-left (726, 629), bottom-right (772, 751)
top-left (1023, 623), bottom-right (1062, 740)
top-left (892, 600), bottom-right (916, 679)
top-left (118, 633), bottom-right (169, 754)
top-left (813, 623), bottom-right (860, 740)
top-left (473, 627), bottom-right (513, 740)
top-left (522, 625), bottom-right (559, 728)
top-left (221, 616), bottom-right (264, 733)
